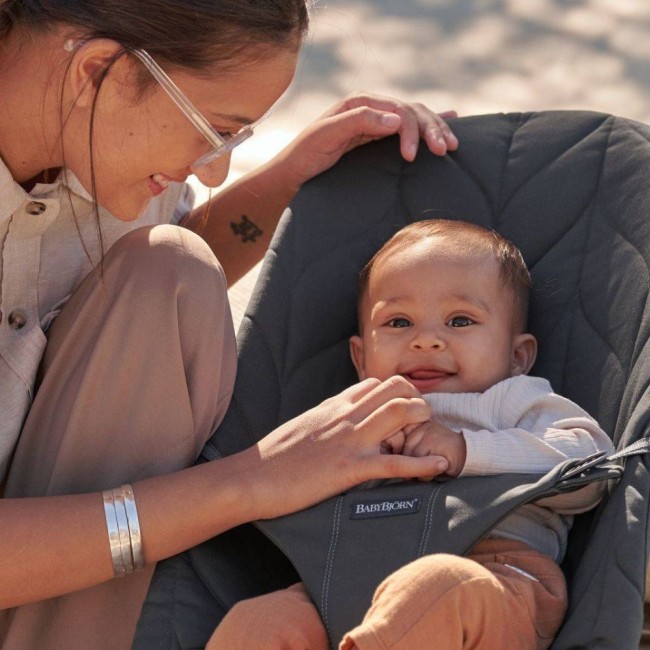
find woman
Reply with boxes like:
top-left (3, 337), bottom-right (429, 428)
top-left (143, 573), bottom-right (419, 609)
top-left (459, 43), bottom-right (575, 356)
top-left (0, 1), bottom-right (458, 648)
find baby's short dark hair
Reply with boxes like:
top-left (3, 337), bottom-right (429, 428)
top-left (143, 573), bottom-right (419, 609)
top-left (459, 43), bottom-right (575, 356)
top-left (358, 219), bottom-right (532, 331)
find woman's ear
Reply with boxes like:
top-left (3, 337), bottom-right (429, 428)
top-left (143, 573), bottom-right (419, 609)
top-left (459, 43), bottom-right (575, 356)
top-left (66, 39), bottom-right (128, 108)
top-left (511, 333), bottom-right (537, 376)
top-left (349, 335), bottom-right (367, 380)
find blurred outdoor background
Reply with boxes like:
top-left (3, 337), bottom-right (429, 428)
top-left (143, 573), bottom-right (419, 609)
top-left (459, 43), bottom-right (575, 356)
top-left (189, 0), bottom-right (650, 330)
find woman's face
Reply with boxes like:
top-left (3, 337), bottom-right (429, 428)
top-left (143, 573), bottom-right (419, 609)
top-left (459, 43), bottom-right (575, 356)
top-left (67, 46), bottom-right (298, 221)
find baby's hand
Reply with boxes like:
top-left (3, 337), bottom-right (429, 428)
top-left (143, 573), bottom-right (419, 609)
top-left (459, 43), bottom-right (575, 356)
top-left (403, 421), bottom-right (466, 480)
top-left (381, 429), bottom-right (406, 454)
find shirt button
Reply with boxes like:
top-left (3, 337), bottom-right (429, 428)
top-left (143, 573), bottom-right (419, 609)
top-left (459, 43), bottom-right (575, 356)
top-left (26, 201), bottom-right (47, 215)
top-left (8, 310), bottom-right (27, 330)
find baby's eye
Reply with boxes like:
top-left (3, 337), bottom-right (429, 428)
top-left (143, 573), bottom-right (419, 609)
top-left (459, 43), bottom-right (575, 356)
top-left (388, 317), bottom-right (412, 328)
top-left (447, 316), bottom-right (474, 328)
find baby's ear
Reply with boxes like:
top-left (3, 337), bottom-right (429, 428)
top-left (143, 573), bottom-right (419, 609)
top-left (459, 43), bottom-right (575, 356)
top-left (349, 335), bottom-right (367, 380)
top-left (511, 333), bottom-right (537, 376)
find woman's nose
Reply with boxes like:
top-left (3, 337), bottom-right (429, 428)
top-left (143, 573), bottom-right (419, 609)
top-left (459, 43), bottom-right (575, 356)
top-left (190, 151), bottom-right (232, 188)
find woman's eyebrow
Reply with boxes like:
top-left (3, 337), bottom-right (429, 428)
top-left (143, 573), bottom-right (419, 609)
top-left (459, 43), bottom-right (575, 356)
top-left (209, 111), bottom-right (254, 126)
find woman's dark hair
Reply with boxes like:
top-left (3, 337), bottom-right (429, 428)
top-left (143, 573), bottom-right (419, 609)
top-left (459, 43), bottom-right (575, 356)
top-left (0, 1), bottom-right (310, 72)
top-left (0, 0), bottom-right (309, 259)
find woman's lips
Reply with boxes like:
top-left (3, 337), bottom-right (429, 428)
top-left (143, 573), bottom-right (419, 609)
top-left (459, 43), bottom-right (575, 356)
top-left (148, 174), bottom-right (171, 196)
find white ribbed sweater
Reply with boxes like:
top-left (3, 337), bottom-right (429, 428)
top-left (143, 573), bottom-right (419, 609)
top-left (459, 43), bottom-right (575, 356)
top-left (423, 375), bottom-right (614, 562)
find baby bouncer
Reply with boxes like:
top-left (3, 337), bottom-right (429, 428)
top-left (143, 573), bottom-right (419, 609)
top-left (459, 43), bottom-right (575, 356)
top-left (135, 110), bottom-right (650, 649)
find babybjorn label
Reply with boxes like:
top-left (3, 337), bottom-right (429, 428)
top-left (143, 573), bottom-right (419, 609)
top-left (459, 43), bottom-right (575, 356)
top-left (349, 496), bottom-right (422, 520)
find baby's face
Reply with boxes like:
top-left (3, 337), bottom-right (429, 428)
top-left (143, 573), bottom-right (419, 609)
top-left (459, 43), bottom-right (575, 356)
top-left (350, 239), bottom-right (534, 394)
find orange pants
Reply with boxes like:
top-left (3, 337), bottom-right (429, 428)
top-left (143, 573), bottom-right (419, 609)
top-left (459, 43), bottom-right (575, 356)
top-left (208, 538), bottom-right (567, 650)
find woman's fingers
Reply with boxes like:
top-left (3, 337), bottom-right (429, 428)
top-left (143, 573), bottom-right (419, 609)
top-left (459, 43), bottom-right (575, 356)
top-left (344, 375), bottom-right (428, 427)
top-left (279, 94), bottom-right (459, 192)
top-left (355, 397), bottom-right (430, 447)
top-left (247, 376), bottom-right (437, 518)
top-left (364, 452), bottom-right (449, 482)
top-left (326, 93), bottom-right (459, 160)
top-left (420, 108), bottom-right (459, 157)
top-left (386, 102), bottom-right (458, 160)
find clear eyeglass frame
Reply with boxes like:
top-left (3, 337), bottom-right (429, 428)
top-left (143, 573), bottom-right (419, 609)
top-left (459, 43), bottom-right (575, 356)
top-left (130, 49), bottom-right (267, 168)
top-left (63, 39), bottom-right (266, 169)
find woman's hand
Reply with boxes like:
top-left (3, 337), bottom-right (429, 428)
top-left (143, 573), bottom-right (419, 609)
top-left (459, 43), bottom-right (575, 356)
top-left (275, 93), bottom-right (458, 193)
top-left (193, 94), bottom-right (457, 286)
top-left (240, 376), bottom-right (449, 520)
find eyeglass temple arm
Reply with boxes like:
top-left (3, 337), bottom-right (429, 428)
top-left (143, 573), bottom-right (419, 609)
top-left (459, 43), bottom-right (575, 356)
top-left (130, 49), bottom-right (225, 147)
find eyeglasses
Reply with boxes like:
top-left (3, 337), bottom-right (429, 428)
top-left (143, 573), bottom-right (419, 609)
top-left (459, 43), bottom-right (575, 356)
top-left (131, 49), bottom-right (265, 168)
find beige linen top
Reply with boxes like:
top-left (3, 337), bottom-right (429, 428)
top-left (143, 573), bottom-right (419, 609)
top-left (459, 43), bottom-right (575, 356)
top-left (0, 158), bottom-right (194, 481)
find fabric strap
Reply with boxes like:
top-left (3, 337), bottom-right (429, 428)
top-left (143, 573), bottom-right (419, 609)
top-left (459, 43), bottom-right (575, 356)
top-left (256, 437), bottom-right (649, 647)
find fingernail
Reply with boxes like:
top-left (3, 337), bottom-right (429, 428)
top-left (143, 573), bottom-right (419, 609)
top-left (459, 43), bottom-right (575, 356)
top-left (406, 143), bottom-right (417, 159)
top-left (381, 113), bottom-right (401, 128)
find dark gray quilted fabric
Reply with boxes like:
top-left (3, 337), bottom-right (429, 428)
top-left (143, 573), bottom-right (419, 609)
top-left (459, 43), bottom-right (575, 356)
top-left (135, 111), bottom-right (650, 650)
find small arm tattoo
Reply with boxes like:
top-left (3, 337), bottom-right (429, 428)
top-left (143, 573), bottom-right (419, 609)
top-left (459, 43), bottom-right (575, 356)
top-left (230, 215), bottom-right (263, 243)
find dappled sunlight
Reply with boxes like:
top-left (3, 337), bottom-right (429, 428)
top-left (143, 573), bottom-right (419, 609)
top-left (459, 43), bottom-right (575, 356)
top-left (285, 0), bottom-right (650, 124)
top-left (216, 0), bottom-right (650, 329)
top-left (202, 0), bottom-right (650, 192)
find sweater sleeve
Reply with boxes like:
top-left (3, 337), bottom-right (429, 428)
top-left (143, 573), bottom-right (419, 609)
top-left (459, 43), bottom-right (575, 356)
top-left (458, 377), bottom-right (615, 514)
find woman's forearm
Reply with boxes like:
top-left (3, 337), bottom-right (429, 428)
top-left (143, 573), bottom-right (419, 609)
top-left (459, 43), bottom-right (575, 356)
top-left (183, 150), bottom-right (299, 287)
top-left (0, 377), bottom-right (446, 610)
top-left (183, 98), bottom-right (457, 286)
top-left (0, 452), bottom-right (255, 609)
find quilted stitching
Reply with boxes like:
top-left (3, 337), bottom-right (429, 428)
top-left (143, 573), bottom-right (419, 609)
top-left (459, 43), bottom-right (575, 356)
top-left (240, 112), bottom-right (647, 439)
top-left (136, 111), bottom-right (650, 650)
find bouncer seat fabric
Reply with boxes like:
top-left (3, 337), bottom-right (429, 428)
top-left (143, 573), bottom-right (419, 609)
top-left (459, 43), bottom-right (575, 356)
top-left (135, 110), bottom-right (650, 649)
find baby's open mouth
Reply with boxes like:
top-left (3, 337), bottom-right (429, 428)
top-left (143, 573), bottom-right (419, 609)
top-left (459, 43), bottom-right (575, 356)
top-left (404, 369), bottom-right (450, 380)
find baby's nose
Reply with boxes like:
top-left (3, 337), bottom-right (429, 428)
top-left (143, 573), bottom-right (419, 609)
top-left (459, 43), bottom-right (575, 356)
top-left (412, 328), bottom-right (446, 350)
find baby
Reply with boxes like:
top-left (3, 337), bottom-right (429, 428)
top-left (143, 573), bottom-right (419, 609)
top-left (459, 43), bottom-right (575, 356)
top-left (209, 219), bottom-right (614, 650)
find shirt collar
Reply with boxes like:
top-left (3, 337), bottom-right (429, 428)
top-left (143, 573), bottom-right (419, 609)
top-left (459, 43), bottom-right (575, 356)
top-left (0, 156), bottom-right (32, 223)
top-left (0, 155), bottom-right (94, 227)
top-left (29, 168), bottom-right (94, 203)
